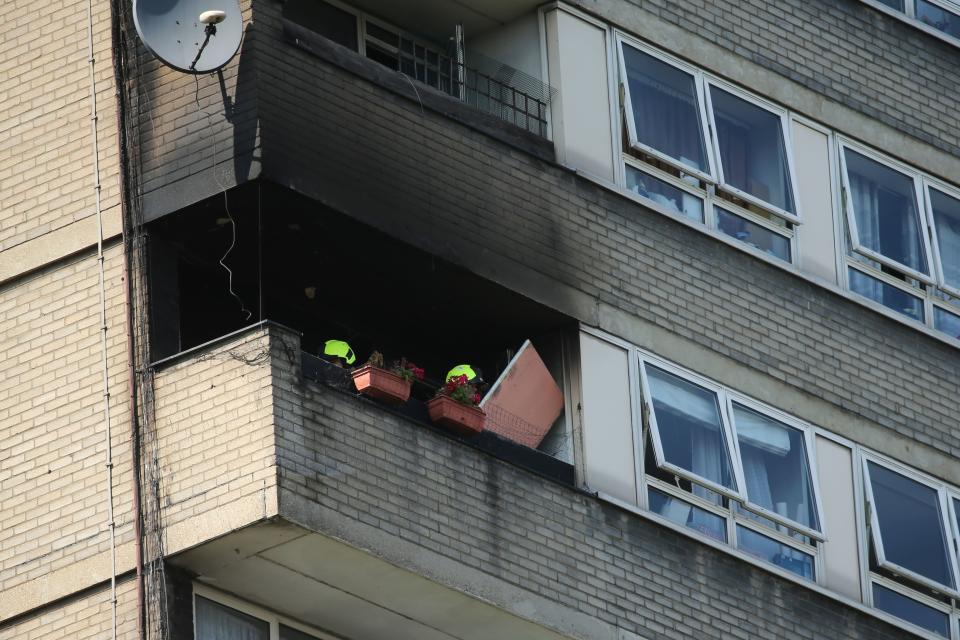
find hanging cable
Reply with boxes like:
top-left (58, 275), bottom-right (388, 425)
top-left (194, 73), bottom-right (251, 321)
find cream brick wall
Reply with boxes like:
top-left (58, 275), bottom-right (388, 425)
top-left (0, 243), bottom-right (134, 620)
top-left (152, 326), bottom-right (279, 555)
top-left (0, 0), bottom-right (121, 274)
top-left (0, 577), bottom-right (138, 640)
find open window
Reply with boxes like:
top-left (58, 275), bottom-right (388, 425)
top-left (861, 457), bottom-right (960, 637)
top-left (706, 82), bottom-right (798, 221)
top-left (616, 36), bottom-right (798, 263)
top-left (641, 362), bottom-right (739, 498)
top-left (840, 144), bottom-right (932, 282)
top-left (638, 354), bottom-right (822, 580)
top-left (927, 181), bottom-right (960, 297)
top-left (863, 459), bottom-right (958, 594)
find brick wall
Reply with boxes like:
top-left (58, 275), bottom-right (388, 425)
top-left (0, 0), bottom-right (120, 253)
top-left (247, 8), bottom-right (960, 462)
top-left (0, 578), bottom-right (138, 640)
top-left (265, 327), bottom-right (915, 640)
top-left (0, 244), bottom-right (134, 619)
top-left (152, 326), bottom-right (279, 554)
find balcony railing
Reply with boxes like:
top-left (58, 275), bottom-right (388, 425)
top-left (282, 2), bottom-right (555, 137)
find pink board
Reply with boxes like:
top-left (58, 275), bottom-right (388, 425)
top-left (480, 341), bottom-right (564, 448)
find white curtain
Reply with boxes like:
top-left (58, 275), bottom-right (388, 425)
top-left (849, 169), bottom-right (921, 272)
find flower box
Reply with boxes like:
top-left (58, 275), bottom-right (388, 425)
top-left (351, 365), bottom-right (412, 405)
top-left (427, 395), bottom-right (486, 437)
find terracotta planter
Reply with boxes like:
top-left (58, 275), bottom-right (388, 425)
top-left (351, 365), bottom-right (412, 405)
top-left (427, 395), bottom-right (486, 436)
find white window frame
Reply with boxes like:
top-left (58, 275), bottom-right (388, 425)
top-left (869, 574), bottom-right (956, 639)
top-left (615, 34), bottom-right (802, 224)
top-left (615, 37), bottom-right (716, 184)
top-left (712, 199), bottom-right (795, 263)
top-left (193, 584), bottom-right (340, 640)
top-left (639, 354), bottom-right (744, 501)
top-left (861, 455), bottom-right (960, 599)
top-left (638, 351), bottom-right (826, 542)
top-left (703, 78), bottom-right (803, 225)
top-left (725, 392), bottom-right (826, 541)
top-left (924, 177), bottom-right (960, 299)
top-left (845, 261), bottom-right (929, 323)
top-left (838, 139), bottom-right (935, 284)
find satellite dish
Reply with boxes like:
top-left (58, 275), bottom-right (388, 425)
top-left (133, 0), bottom-right (243, 74)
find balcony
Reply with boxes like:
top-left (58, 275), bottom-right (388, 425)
top-left (280, 0), bottom-right (554, 137)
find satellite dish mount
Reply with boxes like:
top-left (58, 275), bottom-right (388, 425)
top-left (190, 11), bottom-right (228, 71)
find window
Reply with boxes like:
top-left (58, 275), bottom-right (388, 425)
top-left (928, 184), bottom-right (960, 295)
top-left (840, 146), bottom-right (930, 279)
top-left (872, 582), bottom-right (952, 638)
top-left (616, 37), bottom-right (798, 262)
top-left (862, 457), bottom-right (960, 636)
top-left (847, 266), bottom-right (925, 322)
top-left (639, 354), bottom-right (823, 580)
top-left (619, 44), bottom-right (711, 176)
top-left (643, 364), bottom-right (738, 495)
top-left (196, 597), bottom-right (270, 640)
top-left (864, 460), bottom-right (958, 592)
top-left (194, 588), bottom-right (331, 640)
top-left (838, 140), bottom-right (960, 336)
top-left (707, 84), bottom-right (797, 217)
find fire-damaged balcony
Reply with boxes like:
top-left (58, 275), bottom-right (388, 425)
top-left (148, 180), bottom-right (577, 478)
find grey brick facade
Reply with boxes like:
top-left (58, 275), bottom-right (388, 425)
top-left (262, 325), bottom-right (916, 640)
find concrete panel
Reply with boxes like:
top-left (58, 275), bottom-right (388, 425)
top-left (816, 435), bottom-right (863, 601)
top-left (793, 121), bottom-right (839, 284)
top-left (545, 8), bottom-right (615, 181)
top-left (579, 332), bottom-right (637, 505)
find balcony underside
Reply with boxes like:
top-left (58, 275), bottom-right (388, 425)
top-left (172, 520), bottom-right (570, 640)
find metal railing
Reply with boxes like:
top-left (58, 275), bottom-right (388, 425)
top-left (365, 22), bottom-right (553, 137)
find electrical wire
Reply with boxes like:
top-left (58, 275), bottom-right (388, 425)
top-left (194, 73), bottom-right (251, 321)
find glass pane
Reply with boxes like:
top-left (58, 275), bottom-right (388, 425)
top-left (867, 462), bottom-right (954, 588)
top-left (848, 268), bottom-right (924, 322)
top-left (844, 149), bottom-right (927, 274)
top-left (281, 625), bottom-right (320, 640)
top-left (876, 0), bottom-right (905, 9)
top-left (934, 306), bottom-right (960, 339)
top-left (646, 365), bottom-right (736, 492)
top-left (621, 45), bottom-right (709, 173)
top-left (625, 165), bottom-right (704, 222)
top-left (196, 597), bottom-right (270, 640)
top-left (930, 187), bottom-right (960, 290)
top-left (732, 403), bottom-right (818, 531)
top-left (736, 525), bottom-right (814, 580)
top-left (872, 583), bottom-right (950, 637)
top-left (917, 0), bottom-right (960, 38)
top-left (716, 207), bottom-right (791, 261)
top-left (648, 487), bottom-right (727, 542)
top-left (709, 86), bottom-right (795, 214)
